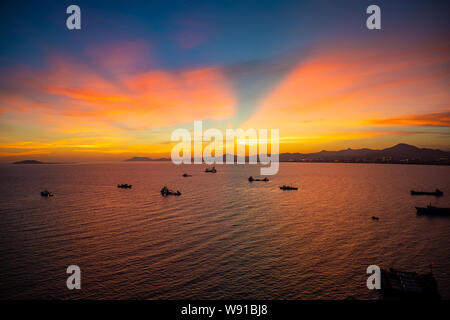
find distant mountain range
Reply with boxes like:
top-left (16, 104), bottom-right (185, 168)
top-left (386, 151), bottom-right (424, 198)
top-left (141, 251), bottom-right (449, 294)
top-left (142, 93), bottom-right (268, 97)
top-left (124, 144), bottom-right (450, 165)
top-left (279, 143), bottom-right (450, 164)
top-left (14, 144), bottom-right (449, 165)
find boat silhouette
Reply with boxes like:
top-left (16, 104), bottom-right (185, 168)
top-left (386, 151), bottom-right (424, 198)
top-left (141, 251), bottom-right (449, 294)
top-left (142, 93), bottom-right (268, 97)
top-left (182, 173), bottom-right (192, 177)
top-left (248, 176), bottom-right (269, 182)
top-left (280, 185), bottom-right (298, 190)
top-left (205, 166), bottom-right (217, 173)
top-left (160, 186), bottom-right (181, 196)
top-left (411, 189), bottom-right (443, 197)
top-left (117, 184), bottom-right (132, 189)
top-left (40, 190), bottom-right (54, 197)
top-left (416, 205), bottom-right (450, 216)
top-left (381, 267), bottom-right (440, 300)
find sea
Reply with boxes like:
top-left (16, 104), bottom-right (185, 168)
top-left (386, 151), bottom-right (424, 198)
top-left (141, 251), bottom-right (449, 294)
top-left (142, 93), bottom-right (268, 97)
top-left (0, 162), bottom-right (449, 299)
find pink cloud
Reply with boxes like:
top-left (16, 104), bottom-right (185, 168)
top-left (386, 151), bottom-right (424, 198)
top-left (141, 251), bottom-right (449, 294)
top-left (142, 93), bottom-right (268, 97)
top-left (0, 45), bottom-right (236, 132)
top-left (171, 17), bottom-right (213, 49)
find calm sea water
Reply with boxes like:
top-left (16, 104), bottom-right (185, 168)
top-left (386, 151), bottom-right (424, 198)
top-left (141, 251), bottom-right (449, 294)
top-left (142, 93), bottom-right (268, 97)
top-left (0, 162), bottom-right (449, 299)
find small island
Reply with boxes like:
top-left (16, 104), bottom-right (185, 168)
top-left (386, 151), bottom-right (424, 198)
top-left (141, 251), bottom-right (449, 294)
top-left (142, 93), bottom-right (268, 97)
top-left (13, 160), bottom-right (73, 164)
top-left (124, 157), bottom-right (170, 162)
top-left (13, 160), bottom-right (45, 164)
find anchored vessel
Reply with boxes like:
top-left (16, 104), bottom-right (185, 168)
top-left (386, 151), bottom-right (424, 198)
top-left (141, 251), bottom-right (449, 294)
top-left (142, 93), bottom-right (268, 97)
top-left (280, 185), bottom-right (298, 190)
top-left (411, 189), bottom-right (443, 197)
top-left (415, 205), bottom-right (450, 216)
top-left (40, 190), bottom-right (54, 197)
top-left (248, 176), bottom-right (269, 182)
top-left (205, 166), bottom-right (217, 173)
top-left (182, 173), bottom-right (192, 177)
top-left (117, 184), bottom-right (132, 189)
top-left (381, 268), bottom-right (440, 300)
top-left (160, 186), bottom-right (181, 196)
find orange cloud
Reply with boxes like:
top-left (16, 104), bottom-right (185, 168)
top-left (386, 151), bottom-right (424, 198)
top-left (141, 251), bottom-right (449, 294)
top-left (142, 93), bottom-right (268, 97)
top-left (0, 44), bottom-right (236, 160)
top-left (367, 112), bottom-right (450, 127)
top-left (1, 52), bottom-right (235, 131)
top-left (243, 35), bottom-right (450, 151)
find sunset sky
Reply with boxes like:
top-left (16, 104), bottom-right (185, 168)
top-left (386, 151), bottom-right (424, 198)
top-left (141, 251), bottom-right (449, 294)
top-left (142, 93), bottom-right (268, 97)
top-left (0, 0), bottom-right (449, 161)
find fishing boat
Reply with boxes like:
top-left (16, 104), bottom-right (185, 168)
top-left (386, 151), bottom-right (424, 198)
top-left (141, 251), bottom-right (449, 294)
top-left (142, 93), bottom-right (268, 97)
top-left (205, 166), bottom-right (217, 173)
top-left (280, 185), bottom-right (298, 190)
top-left (117, 184), bottom-right (132, 189)
top-left (40, 190), bottom-right (54, 197)
top-left (381, 267), bottom-right (440, 300)
top-left (182, 173), bottom-right (192, 177)
top-left (372, 216), bottom-right (379, 220)
top-left (411, 189), bottom-right (443, 197)
top-left (415, 205), bottom-right (450, 216)
top-left (248, 176), bottom-right (269, 182)
top-left (160, 186), bottom-right (181, 196)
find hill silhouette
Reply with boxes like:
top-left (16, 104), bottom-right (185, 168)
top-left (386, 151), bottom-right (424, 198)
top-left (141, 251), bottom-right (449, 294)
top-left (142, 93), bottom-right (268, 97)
top-left (279, 143), bottom-right (449, 164)
top-left (121, 143), bottom-right (449, 165)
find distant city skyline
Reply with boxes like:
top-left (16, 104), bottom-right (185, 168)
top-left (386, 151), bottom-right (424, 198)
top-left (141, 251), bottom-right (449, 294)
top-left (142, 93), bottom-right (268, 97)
top-left (0, 0), bottom-right (449, 162)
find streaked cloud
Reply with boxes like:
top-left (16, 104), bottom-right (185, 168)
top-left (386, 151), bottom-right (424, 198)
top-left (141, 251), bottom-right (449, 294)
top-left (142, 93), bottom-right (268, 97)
top-left (367, 112), bottom-right (450, 127)
top-left (0, 42), bottom-right (236, 159)
top-left (170, 15), bottom-right (214, 49)
top-left (243, 34), bottom-right (450, 151)
top-left (0, 46), bottom-right (236, 132)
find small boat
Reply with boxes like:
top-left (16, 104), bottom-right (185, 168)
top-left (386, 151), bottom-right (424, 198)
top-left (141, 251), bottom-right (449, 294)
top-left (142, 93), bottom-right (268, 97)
top-left (182, 173), bottom-right (192, 177)
top-left (372, 216), bottom-right (379, 220)
top-left (416, 205), bottom-right (450, 216)
top-left (411, 189), bottom-right (443, 197)
top-left (160, 186), bottom-right (181, 196)
top-left (40, 190), bottom-right (54, 197)
top-left (280, 185), bottom-right (298, 190)
top-left (248, 176), bottom-right (269, 182)
top-left (381, 267), bottom-right (440, 300)
top-left (205, 166), bottom-right (217, 173)
top-left (117, 184), bottom-right (132, 189)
